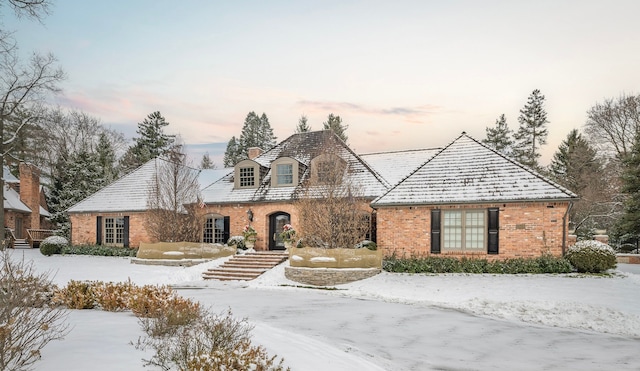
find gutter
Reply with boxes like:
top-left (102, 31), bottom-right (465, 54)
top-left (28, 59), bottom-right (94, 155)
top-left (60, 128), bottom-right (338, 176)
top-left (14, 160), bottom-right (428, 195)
top-left (562, 201), bottom-right (573, 255)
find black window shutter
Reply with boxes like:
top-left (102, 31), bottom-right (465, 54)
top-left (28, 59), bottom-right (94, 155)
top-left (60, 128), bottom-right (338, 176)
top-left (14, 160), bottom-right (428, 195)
top-left (370, 212), bottom-right (377, 243)
top-left (123, 216), bottom-right (130, 248)
top-left (430, 209), bottom-right (441, 254)
top-left (223, 216), bottom-right (230, 243)
top-left (488, 208), bottom-right (499, 254)
top-left (96, 216), bottom-right (102, 245)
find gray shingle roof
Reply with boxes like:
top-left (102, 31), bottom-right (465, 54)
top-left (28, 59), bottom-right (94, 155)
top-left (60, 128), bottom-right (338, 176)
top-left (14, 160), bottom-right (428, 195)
top-left (372, 133), bottom-right (577, 206)
top-left (360, 148), bottom-right (441, 186)
top-left (201, 131), bottom-right (390, 204)
top-left (67, 158), bottom-right (202, 213)
top-left (4, 186), bottom-right (31, 213)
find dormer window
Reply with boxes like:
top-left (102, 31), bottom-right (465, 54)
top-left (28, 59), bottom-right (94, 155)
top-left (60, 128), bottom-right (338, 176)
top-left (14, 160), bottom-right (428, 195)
top-left (234, 160), bottom-right (261, 189)
top-left (310, 153), bottom-right (346, 184)
top-left (271, 157), bottom-right (299, 187)
top-left (239, 166), bottom-right (255, 187)
top-left (276, 163), bottom-right (293, 185)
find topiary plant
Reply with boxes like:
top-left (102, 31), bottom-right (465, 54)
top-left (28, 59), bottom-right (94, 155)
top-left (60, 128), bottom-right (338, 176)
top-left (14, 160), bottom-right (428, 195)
top-left (39, 235), bottom-right (68, 256)
top-left (565, 240), bottom-right (617, 273)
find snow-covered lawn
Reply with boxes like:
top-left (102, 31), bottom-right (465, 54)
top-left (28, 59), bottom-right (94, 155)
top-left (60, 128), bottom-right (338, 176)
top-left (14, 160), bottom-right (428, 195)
top-left (7, 248), bottom-right (640, 371)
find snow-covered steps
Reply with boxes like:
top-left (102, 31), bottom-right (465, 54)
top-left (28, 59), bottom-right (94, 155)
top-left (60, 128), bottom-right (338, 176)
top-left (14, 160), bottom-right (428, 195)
top-left (13, 239), bottom-right (31, 249)
top-left (202, 251), bottom-right (288, 281)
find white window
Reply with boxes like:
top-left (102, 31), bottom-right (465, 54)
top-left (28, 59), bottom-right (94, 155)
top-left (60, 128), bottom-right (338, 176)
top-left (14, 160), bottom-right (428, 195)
top-left (443, 210), bottom-right (485, 251)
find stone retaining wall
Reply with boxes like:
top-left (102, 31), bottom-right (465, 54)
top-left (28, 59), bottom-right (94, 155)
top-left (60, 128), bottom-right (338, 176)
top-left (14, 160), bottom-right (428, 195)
top-left (285, 266), bottom-right (381, 286)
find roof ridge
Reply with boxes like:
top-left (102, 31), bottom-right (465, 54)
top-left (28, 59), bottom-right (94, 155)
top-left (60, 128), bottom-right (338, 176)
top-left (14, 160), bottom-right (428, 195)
top-left (359, 147), bottom-right (441, 156)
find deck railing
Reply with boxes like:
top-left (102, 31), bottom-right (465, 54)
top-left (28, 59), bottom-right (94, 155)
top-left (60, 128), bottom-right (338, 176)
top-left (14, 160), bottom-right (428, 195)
top-left (26, 229), bottom-right (55, 248)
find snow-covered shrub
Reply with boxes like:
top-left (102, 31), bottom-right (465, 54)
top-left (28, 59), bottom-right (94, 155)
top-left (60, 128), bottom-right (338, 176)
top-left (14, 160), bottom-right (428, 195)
top-left (566, 240), bottom-right (617, 273)
top-left (227, 235), bottom-right (246, 250)
top-left (134, 307), bottom-right (288, 371)
top-left (355, 240), bottom-right (377, 251)
top-left (52, 280), bottom-right (97, 309)
top-left (39, 236), bottom-right (68, 256)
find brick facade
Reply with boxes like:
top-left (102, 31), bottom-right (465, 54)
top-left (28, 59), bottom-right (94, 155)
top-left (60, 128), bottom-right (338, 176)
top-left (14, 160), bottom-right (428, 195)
top-left (70, 212), bottom-right (153, 248)
top-left (376, 201), bottom-right (570, 259)
top-left (18, 163), bottom-right (41, 231)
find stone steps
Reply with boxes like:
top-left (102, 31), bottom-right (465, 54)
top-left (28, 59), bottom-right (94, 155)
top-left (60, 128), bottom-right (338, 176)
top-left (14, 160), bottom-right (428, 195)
top-left (202, 251), bottom-right (288, 281)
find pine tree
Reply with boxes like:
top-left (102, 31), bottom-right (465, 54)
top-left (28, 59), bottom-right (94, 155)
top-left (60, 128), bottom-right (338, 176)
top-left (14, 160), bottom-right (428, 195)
top-left (296, 115), bottom-right (311, 133)
top-left (49, 149), bottom-right (105, 238)
top-left (200, 152), bottom-right (215, 169)
top-left (323, 113), bottom-right (348, 142)
top-left (223, 136), bottom-right (242, 167)
top-left (120, 111), bottom-right (175, 173)
top-left (549, 129), bottom-right (600, 193)
top-left (238, 112), bottom-right (276, 150)
top-left (96, 132), bottom-right (117, 184)
top-left (616, 131), bottom-right (640, 243)
top-left (482, 114), bottom-right (514, 155)
top-left (512, 89), bottom-right (549, 168)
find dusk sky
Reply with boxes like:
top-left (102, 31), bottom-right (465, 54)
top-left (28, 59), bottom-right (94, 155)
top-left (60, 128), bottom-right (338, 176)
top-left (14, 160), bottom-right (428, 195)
top-left (6, 0), bottom-right (640, 167)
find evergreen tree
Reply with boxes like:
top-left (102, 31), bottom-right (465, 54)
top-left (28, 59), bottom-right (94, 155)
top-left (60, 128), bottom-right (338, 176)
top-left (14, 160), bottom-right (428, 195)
top-left (549, 129), bottom-right (600, 193)
top-left (296, 115), bottom-right (311, 133)
top-left (616, 131), bottom-right (640, 244)
top-left (323, 113), bottom-right (348, 143)
top-left (199, 152), bottom-right (215, 169)
top-left (95, 132), bottom-right (117, 184)
top-left (223, 136), bottom-right (243, 167)
top-left (512, 89), bottom-right (549, 168)
top-left (223, 112), bottom-right (277, 166)
top-left (49, 149), bottom-right (105, 238)
top-left (119, 111), bottom-right (175, 173)
top-left (482, 114), bottom-right (514, 155)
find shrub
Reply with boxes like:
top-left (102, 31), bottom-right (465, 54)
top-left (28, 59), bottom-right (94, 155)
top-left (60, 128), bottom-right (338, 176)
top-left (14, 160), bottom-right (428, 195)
top-left (127, 284), bottom-right (176, 318)
top-left (383, 254), bottom-right (572, 274)
top-left (227, 235), bottom-right (246, 250)
top-left (134, 308), bottom-right (289, 371)
top-left (0, 251), bottom-right (68, 370)
top-left (93, 280), bottom-right (135, 312)
top-left (53, 280), bottom-right (97, 309)
top-left (356, 240), bottom-right (377, 251)
top-left (40, 236), bottom-right (68, 256)
top-left (61, 244), bottom-right (138, 257)
top-left (565, 240), bottom-right (617, 273)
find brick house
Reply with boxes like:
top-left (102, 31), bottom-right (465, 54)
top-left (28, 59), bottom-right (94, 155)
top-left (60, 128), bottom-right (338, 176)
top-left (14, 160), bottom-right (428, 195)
top-left (371, 133), bottom-right (577, 258)
top-left (3, 163), bottom-right (52, 240)
top-left (67, 158), bottom-right (228, 248)
top-left (67, 130), bottom-right (577, 258)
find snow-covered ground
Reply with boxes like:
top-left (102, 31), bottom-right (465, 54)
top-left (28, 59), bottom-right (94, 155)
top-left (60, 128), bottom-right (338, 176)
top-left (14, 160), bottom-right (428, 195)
top-left (7, 248), bottom-right (640, 371)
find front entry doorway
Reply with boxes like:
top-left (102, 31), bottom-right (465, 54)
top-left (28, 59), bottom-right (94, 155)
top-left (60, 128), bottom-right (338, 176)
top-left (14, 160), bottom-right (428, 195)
top-left (269, 212), bottom-right (290, 250)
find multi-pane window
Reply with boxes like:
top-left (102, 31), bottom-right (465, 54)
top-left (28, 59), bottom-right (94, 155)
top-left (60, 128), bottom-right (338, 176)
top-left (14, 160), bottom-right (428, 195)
top-left (203, 216), bottom-right (225, 244)
top-left (239, 167), bottom-right (255, 187)
top-left (276, 163), bottom-right (293, 185)
top-left (104, 217), bottom-right (124, 245)
top-left (443, 210), bottom-right (485, 251)
top-left (317, 161), bottom-right (333, 183)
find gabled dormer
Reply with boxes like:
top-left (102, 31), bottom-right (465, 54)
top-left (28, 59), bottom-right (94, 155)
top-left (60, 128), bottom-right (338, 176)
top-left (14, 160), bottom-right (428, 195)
top-left (234, 159), bottom-right (266, 189)
top-left (310, 153), bottom-right (346, 184)
top-left (270, 156), bottom-right (302, 187)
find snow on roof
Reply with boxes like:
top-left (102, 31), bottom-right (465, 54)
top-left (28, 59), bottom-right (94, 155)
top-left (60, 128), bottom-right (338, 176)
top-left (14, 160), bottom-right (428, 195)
top-left (67, 158), bottom-right (200, 213)
top-left (372, 133), bottom-right (577, 206)
top-left (4, 185), bottom-right (31, 213)
top-left (201, 131), bottom-right (390, 204)
top-left (198, 168), bottom-right (232, 190)
top-left (360, 148), bottom-right (441, 186)
top-left (2, 166), bottom-right (19, 183)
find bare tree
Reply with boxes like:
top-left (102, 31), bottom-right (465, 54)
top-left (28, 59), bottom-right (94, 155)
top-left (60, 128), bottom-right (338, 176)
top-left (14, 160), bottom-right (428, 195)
top-left (146, 145), bottom-right (202, 242)
top-left (584, 93), bottom-right (640, 161)
top-left (0, 250), bottom-right (68, 370)
top-left (0, 0), bottom-right (64, 242)
top-left (295, 142), bottom-right (370, 248)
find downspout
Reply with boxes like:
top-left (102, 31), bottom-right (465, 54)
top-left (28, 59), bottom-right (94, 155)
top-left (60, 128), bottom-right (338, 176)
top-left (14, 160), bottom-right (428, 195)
top-left (562, 202), bottom-right (573, 255)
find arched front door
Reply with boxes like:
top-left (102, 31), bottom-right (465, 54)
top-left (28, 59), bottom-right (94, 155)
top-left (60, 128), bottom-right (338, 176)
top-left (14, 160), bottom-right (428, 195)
top-left (269, 212), bottom-right (290, 250)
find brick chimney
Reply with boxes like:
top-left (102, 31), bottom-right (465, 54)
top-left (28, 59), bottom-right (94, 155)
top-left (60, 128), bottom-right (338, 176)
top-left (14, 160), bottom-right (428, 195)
top-left (248, 147), bottom-right (263, 160)
top-left (19, 163), bottom-right (40, 230)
